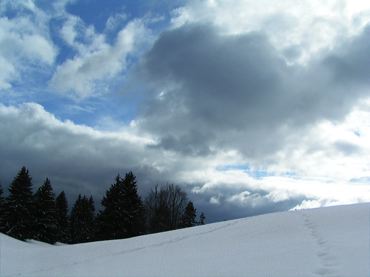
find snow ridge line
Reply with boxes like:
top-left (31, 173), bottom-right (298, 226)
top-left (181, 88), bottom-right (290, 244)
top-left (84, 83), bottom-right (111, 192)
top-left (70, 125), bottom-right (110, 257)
top-left (301, 212), bottom-right (339, 277)
top-left (4, 219), bottom-right (240, 277)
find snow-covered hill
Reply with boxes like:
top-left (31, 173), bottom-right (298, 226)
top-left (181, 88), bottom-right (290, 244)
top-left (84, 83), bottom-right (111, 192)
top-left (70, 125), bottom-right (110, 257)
top-left (1, 203), bottom-right (369, 277)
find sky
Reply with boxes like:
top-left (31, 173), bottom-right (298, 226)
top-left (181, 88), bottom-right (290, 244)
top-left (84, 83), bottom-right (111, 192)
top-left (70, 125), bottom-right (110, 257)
top-left (1, 0), bottom-right (370, 222)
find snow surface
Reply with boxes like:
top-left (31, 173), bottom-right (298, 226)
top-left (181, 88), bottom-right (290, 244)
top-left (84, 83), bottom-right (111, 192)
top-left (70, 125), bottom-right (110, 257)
top-left (1, 203), bottom-right (369, 277)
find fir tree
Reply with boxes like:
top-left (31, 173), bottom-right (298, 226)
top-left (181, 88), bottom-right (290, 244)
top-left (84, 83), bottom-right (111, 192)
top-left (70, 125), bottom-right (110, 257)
top-left (55, 191), bottom-right (70, 243)
top-left (121, 172), bottom-right (145, 237)
top-left (33, 178), bottom-right (58, 243)
top-left (96, 172), bottom-right (145, 240)
top-left (0, 184), bottom-right (6, 232)
top-left (95, 175), bottom-right (125, 240)
top-left (181, 201), bottom-right (197, 228)
top-left (70, 195), bottom-right (95, 243)
top-left (5, 167), bottom-right (35, 240)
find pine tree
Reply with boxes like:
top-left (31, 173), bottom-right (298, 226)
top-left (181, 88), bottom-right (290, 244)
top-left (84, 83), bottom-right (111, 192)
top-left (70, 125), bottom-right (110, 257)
top-left (70, 195), bottom-right (95, 243)
top-left (121, 172), bottom-right (145, 237)
top-left (5, 167), bottom-right (35, 240)
top-left (96, 172), bottom-right (145, 240)
top-left (55, 191), bottom-right (70, 243)
top-left (33, 178), bottom-right (58, 244)
top-left (95, 175), bottom-right (125, 240)
top-left (181, 201), bottom-right (197, 228)
top-left (199, 212), bottom-right (206, 225)
top-left (0, 184), bottom-right (6, 232)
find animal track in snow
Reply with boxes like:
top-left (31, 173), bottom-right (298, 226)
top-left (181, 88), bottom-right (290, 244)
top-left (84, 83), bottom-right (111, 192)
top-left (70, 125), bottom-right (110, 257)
top-left (301, 212), bottom-right (339, 277)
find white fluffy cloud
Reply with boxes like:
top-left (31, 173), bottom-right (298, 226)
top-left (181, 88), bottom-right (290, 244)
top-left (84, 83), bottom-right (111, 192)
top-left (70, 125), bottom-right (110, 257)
top-left (0, 0), bottom-right (152, 99)
top-left (50, 19), bottom-right (150, 98)
top-left (271, 103), bottom-right (370, 181)
top-left (172, 0), bottom-right (370, 64)
top-left (105, 12), bottom-right (128, 32)
top-left (0, 2), bottom-right (57, 90)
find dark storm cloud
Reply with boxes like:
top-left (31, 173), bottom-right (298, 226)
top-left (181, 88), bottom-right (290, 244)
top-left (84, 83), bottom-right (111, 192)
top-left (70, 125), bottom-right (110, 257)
top-left (323, 26), bottom-right (370, 87)
top-left (149, 132), bottom-right (213, 156)
top-left (0, 103), bottom-right (165, 199)
top-left (137, 24), bottom-right (370, 158)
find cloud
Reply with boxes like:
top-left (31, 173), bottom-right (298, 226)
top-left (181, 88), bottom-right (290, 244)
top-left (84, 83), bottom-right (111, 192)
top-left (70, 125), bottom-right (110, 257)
top-left (135, 22), bottom-right (370, 162)
top-left (171, 0), bottom-right (370, 64)
top-left (1, 102), bottom-right (370, 222)
top-left (0, 56), bottom-right (16, 90)
top-left (137, 24), bottom-right (292, 157)
top-left (124, 17), bottom-right (370, 220)
top-left (0, 2), bottom-right (57, 90)
top-left (0, 0), bottom-right (152, 99)
top-left (269, 105), bottom-right (370, 182)
top-left (105, 12), bottom-right (128, 32)
top-left (59, 14), bottom-right (81, 47)
top-left (1, 0), bottom-right (370, 222)
top-left (0, 102), bottom-right (158, 196)
top-left (50, 19), bottom-right (150, 99)
top-left (184, 167), bottom-right (370, 221)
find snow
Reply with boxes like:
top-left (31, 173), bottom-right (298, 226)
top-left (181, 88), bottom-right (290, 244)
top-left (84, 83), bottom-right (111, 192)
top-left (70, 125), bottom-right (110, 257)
top-left (1, 203), bottom-right (369, 277)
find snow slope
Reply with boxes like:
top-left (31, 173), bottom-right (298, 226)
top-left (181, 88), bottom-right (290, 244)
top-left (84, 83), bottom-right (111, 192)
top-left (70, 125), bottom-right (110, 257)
top-left (1, 203), bottom-right (369, 277)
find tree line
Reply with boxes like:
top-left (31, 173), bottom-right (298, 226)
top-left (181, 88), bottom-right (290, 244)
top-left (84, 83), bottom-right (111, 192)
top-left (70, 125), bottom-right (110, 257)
top-left (0, 166), bottom-right (205, 244)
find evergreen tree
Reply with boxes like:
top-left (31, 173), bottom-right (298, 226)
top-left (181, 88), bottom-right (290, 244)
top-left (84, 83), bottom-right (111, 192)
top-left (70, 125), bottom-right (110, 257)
top-left (121, 172), bottom-right (145, 237)
top-left (33, 178), bottom-right (58, 243)
top-left (55, 191), bottom-right (70, 243)
top-left (96, 172), bottom-right (145, 240)
top-left (181, 201), bottom-right (197, 228)
top-left (5, 167), bottom-right (35, 240)
top-left (70, 195), bottom-right (95, 243)
top-left (95, 175), bottom-right (125, 240)
top-left (199, 212), bottom-right (206, 225)
top-left (0, 184), bottom-right (6, 232)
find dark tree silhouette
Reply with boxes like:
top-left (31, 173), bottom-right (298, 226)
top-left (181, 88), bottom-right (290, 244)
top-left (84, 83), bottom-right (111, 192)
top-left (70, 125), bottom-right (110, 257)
top-left (70, 195), bottom-right (95, 243)
top-left (1, 168), bottom-right (202, 243)
top-left (96, 172), bottom-right (145, 240)
top-left (121, 172), bottom-right (145, 237)
top-left (55, 191), bottom-right (70, 243)
top-left (5, 167), bottom-right (35, 240)
top-left (145, 184), bottom-right (188, 233)
top-left (33, 178), bottom-right (58, 244)
top-left (95, 176), bottom-right (123, 240)
top-left (0, 184), bottom-right (6, 232)
top-left (181, 201), bottom-right (197, 228)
